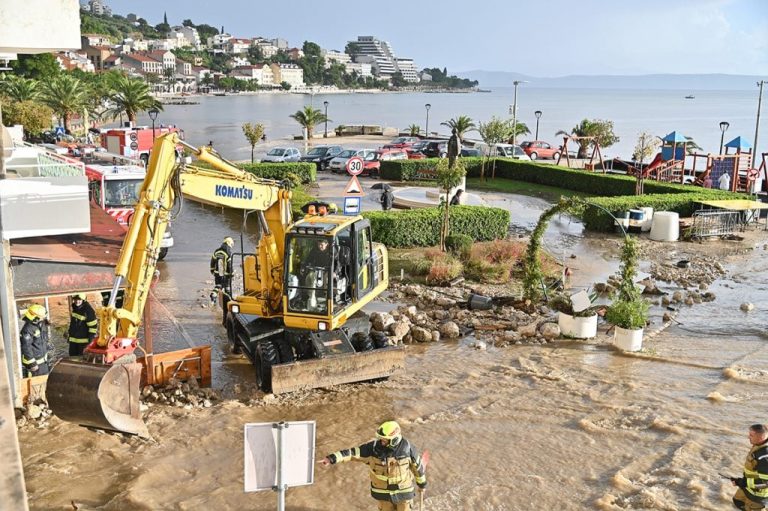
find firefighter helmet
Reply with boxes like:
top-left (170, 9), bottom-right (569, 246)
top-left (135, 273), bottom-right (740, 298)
top-left (376, 421), bottom-right (402, 447)
top-left (223, 236), bottom-right (234, 247)
top-left (26, 304), bottom-right (47, 321)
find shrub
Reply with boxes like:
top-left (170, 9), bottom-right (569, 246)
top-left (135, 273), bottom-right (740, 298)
top-left (380, 157), bottom-right (483, 181)
top-left (426, 255), bottom-right (462, 285)
top-left (239, 162), bottom-right (316, 184)
top-left (605, 299), bottom-right (649, 330)
top-left (463, 258), bottom-right (510, 284)
top-left (445, 234), bottom-right (473, 259)
top-left (362, 206), bottom-right (509, 248)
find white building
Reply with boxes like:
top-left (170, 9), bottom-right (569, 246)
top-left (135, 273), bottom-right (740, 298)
top-left (395, 58), bottom-right (419, 82)
top-left (345, 62), bottom-right (372, 78)
top-left (347, 36), bottom-right (398, 77)
top-left (270, 63), bottom-right (304, 88)
top-left (122, 38), bottom-right (149, 52)
top-left (257, 42), bottom-right (279, 58)
top-left (322, 49), bottom-right (351, 68)
top-left (207, 33), bottom-right (231, 50)
top-left (170, 26), bottom-right (201, 49)
top-left (226, 38), bottom-right (251, 54)
top-left (148, 38), bottom-right (181, 51)
top-left (232, 64), bottom-right (275, 86)
top-left (88, 0), bottom-right (111, 16)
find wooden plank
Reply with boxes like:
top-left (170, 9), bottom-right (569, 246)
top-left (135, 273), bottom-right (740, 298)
top-left (137, 346), bottom-right (212, 387)
top-left (19, 375), bottom-right (48, 405)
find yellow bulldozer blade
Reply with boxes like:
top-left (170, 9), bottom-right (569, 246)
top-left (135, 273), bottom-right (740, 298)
top-left (46, 359), bottom-right (149, 438)
top-left (270, 346), bottom-right (406, 394)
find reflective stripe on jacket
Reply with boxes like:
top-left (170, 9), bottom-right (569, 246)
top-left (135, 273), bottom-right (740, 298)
top-left (20, 318), bottom-right (49, 368)
top-left (744, 440), bottom-right (768, 502)
top-left (329, 439), bottom-right (426, 503)
top-left (68, 301), bottom-right (97, 343)
top-left (210, 244), bottom-right (233, 277)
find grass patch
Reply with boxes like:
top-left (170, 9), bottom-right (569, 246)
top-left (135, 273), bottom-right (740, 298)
top-left (466, 177), bottom-right (590, 201)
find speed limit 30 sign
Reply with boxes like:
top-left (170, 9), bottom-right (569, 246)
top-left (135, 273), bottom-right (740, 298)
top-left (346, 156), bottom-right (364, 176)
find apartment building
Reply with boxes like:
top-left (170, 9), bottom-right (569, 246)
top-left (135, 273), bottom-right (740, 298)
top-left (231, 64), bottom-right (275, 86)
top-left (269, 63), bottom-right (304, 88)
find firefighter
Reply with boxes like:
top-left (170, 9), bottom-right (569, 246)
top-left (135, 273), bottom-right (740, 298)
top-left (731, 424), bottom-right (768, 510)
top-left (210, 237), bottom-right (234, 322)
top-left (320, 421), bottom-right (427, 511)
top-left (19, 304), bottom-right (50, 377)
top-left (67, 293), bottom-right (98, 357)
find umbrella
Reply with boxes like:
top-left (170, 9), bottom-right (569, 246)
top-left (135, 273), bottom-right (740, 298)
top-left (370, 183), bottom-right (392, 191)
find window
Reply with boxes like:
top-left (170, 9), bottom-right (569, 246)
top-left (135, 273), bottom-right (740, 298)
top-left (104, 179), bottom-right (142, 207)
top-left (285, 236), bottom-right (332, 316)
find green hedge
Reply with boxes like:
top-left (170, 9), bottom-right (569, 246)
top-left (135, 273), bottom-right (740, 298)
top-left (362, 205), bottom-right (509, 247)
top-left (239, 162), bottom-right (316, 184)
top-left (582, 192), bottom-right (752, 231)
top-left (380, 157), bottom-right (483, 181)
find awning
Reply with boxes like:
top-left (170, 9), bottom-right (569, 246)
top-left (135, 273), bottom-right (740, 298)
top-left (725, 136), bottom-right (752, 150)
top-left (10, 206), bottom-right (124, 299)
top-left (663, 131), bottom-right (688, 143)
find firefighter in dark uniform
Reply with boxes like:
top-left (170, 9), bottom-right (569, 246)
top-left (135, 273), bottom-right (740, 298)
top-left (67, 293), bottom-right (98, 357)
top-left (732, 424), bottom-right (768, 510)
top-left (210, 236), bottom-right (234, 321)
top-left (19, 304), bottom-right (50, 377)
top-left (320, 421), bottom-right (427, 511)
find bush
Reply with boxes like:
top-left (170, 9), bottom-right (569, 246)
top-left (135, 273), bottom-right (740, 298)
top-left (426, 255), bottom-right (462, 285)
top-left (239, 162), bottom-right (316, 184)
top-left (605, 299), bottom-right (649, 330)
top-left (463, 258), bottom-right (510, 283)
top-left (362, 206), bottom-right (509, 248)
top-left (445, 234), bottom-right (473, 259)
top-left (380, 157), bottom-right (483, 181)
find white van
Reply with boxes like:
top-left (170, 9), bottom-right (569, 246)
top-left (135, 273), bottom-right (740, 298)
top-left (473, 143), bottom-right (531, 160)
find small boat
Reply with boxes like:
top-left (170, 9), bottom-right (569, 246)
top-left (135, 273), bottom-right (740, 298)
top-left (685, 95), bottom-right (695, 99)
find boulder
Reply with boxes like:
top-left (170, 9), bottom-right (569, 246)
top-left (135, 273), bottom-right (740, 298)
top-left (439, 321), bottom-right (460, 339)
top-left (539, 323), bottom-right (561, 339)
top-left (403, 285), bottom-right (421, 296)
top-left (389, 320), bottom-right (411, 340)
top-left (435, 296), bottom-right (457, 307)
top-left (431, 331), bottom-right (441, 342)
top-left (502, 330), bottom-right (521, 343)
top-left (474, 340), bottom-right (487, 350)
top-left (672, 291), bottom-right (684, 303)
top-left (518, 321), bottom-right (539, 338)
top-left (740, 302), bottom-right (755, 312)
top-left (371, 312), bottom-right (395, 332)
top-left (25, 404), bottom-right (42, 420)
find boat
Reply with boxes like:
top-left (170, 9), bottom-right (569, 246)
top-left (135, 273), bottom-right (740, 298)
top-left (685, 95), bottom-right (695, 99)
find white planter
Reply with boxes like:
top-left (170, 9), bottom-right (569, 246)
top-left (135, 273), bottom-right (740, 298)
top-left (613, 326), bottom-right (644, 351)
top-left (558, 312), bottom-right (598, 339)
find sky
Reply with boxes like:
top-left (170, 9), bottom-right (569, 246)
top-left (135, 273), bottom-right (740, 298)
top-left (102, 0), bottom-right (768, 77)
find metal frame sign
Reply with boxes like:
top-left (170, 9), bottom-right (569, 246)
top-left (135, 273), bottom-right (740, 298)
top-left (244, 421), bottom-right (316, 494)
top-left (346, 156), bottom-right (364, 176)
top-left (343, 196), bottom-right (361, 215)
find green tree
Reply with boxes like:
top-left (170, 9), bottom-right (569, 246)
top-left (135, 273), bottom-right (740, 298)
top-left (39, 74), bottom-right (90, 132)
top-left (163, 67), bottom-right (176, 93)
top-left (477, 117), bottom-right (513, 180)
top-left (247, 45), bottom-right (264, 64)
top-left (0, 75), bottom-right (40, 101)
top-left (107, 75), bottom-right (162, 124)
top-left (280, 81), bottom-right (292, 91)
top-left (289, 106), bottom-right (329, 139)
top-left (557, 119), bottom-right (620, 159)
top-left (632, 131), bottom-right (660, 164)
top-left (10, 54), bottom-right (61, 80)
top-left (302, 41), bottom-right (322, 57)
top-left (508, 122), bottom-right (531, 144)
top-left (242, 122), bottom-right (265, 163)
top-left (441, 115), bottom-right (476, 143)
top-left (436, 157), bottom-right (467, 251)
top-left (0, 99), bottom-right (53, 137)
top-left (408, 124), bottom-right (421, 136)
top-left (344, 42), bottom-right (361, 56)
top-left (390, 72), bottom-right (407, 87)
top-left (200, 72), bottom-right (213, 89)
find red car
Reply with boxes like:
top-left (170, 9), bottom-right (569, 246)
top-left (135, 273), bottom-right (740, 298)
top-left (520, 140), bottom-right (561, 160)
top-left (383, 136), bottom-right (420, 149)
top-left (361, 149), bottom-right (410, 177)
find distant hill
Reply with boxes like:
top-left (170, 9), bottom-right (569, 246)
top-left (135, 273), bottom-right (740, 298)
top-left (456, 71), bottom-right (764, 90)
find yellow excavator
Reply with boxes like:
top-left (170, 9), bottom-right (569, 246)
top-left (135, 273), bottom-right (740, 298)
top-left (46, 133), bottom-right (405, 436)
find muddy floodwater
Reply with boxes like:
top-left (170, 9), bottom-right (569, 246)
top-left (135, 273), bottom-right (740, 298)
top-left (18, 180), bottom-right (768, 510)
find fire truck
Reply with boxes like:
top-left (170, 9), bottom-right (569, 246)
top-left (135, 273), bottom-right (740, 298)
top-left (85, 162), bottom-right (174, 259)
top-left (100, 125), bottom-right (184, 166)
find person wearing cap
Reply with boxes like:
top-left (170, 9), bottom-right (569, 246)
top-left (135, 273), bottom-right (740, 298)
top-left (320, 421), bottom-right (427, 510)
top-left (19, 304), bottom-right (51, 377)
top-left (66, 293), bottom-right (98, 356)
top-left (731, 424), bottom-right (768, 510)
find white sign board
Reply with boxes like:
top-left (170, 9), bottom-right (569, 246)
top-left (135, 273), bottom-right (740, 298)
top-left (570, 290), bottom-right (592, 313)
top-left (244, 421), bottom-right (316, 493)
top-left (343, 196), bottom-right (361, 215)
top-left (0, 0), bottom-right (81, 53)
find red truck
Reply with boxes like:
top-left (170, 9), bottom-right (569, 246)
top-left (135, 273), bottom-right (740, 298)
top-left (100, 125), bottom-right (184, 166)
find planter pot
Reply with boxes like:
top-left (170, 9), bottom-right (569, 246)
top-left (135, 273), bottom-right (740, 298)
top-left (613, 326), bottom-right (644, 351)
top-left (558, 312), bottom-right (597, 339)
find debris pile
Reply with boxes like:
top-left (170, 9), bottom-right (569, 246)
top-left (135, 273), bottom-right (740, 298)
top-left (15, 399), bottom-right (53, 430)
top-left (140, 377), bottom-right (220, 410)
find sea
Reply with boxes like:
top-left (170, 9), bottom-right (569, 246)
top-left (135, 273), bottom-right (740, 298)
top-left (136, 86), bottom-right (763, 162)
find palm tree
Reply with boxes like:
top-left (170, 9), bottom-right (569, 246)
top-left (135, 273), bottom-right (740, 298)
top-left (508, 122), bottom-right (531, 144)
top-left (163, 67), bottom-right (176, 93)
top-left (441, 115), bottom-right (476, 143)
top-left (107, 76), bottom-right (162, 124)
top-left (39, 74), bottom-right (90, 132)
top-left (289, 106), bottom-right (329, 140)
top-left (0, 75), bottom-right (40, 101)
top-left (557, 119), bottom-right (619, 159)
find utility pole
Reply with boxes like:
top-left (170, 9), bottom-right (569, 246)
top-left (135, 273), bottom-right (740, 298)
top-left (511, 80), bottom-right (527, 146)
top-left (755, 80), bottom-right (765, 159)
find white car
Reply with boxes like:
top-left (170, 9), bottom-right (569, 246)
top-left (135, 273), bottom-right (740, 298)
top-left (261, 147), bottom-right (301, 163)
top-left (473, 143), bottom-right (531, 160)
top-left (329, 149), bottom-right (376, 173)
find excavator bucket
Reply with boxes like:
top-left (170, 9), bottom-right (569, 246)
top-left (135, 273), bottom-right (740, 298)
top-left (270, 346), bottom-right (406, 394)
top-left (46, 359), bottom-right (149, 437)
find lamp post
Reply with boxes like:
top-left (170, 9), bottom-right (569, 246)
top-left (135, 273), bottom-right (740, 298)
top-left (718, 121), bottom-right (730, 154)
top-left (534, 110), bottom-right (542, 140)
top-left (148, 108), bottom-right (159, 143)
top-left (511, 80), bottom-right (527, 146)
top-left (425, 103), bottom-right (431, 138)
top-left (755, 80), bottom-right (765, 159)
top-left (323, 101), bottom-right (329, 138)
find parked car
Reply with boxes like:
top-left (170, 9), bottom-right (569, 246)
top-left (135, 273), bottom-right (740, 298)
top-left (329, 149), bottom-right (377, 173)
top-left (421, 141), bottom-right (448, 158)
top-left (383, 136), bottom-right (420, 149)
top-left (410, 140), bottom-right (431, 153)
top-left (300, 145), bottom-right (343, 170)
top-left (520, 140), bottom-right (561, 160)
top-left (460, 147), bottom-right (482, 157)
top-left (262, 147), bottom-right (301, 163)
top-left (475, 143), bottom-right (531, 160)
top-left (361, 149), bottom-right (409, 177)
top-left (406, 149), bottom-right (427, 160)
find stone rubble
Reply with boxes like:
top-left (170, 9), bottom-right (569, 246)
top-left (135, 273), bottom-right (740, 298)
top-left (15, 399), bottom-right (54, 430)
top-left (140, 377), bottom-right (220, 410)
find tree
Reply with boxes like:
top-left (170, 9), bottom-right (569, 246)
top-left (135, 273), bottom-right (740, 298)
top-left (302, 41), bottom-right (322, 57)
top-left (280, 81), bottom-right (291, 91)
top-left (0, 99), bottom-right (53, 137)
top-left (408, 124), bottom-right (421, 136)
top-left (508, 122), bottom-right (531, 143)
top-left (107, 75), bottom-right (162, 124)
top-left (163, 67), bottom-right (176, 93)
top-left (10, 54), bottom-right (61, 80)
top-left (289, 106), bottom-right (329, 140)
top-left (242, 122), bottom-right (265, 163)
top-left (247, 45), bottom-right (264, 64)
top-left (39, 74), bottom-right (90, 132)
top-left (477, 117), bottom-right (513, 180)
top-left (436, 157), bottom-right (466, 251)
top-left (0, 75), bottom-right (40, 101)
top-left (632, 131), bottom-right (660, 164)
top-left (441, 115), bottom-right (476, 143)
top-left (201, 72), bottom-right (214, 89)
top-left (390, 72), bottom-right (407, 87)
top-left (557, 119), bottom-right (620, 159)
top-left (344, 42), bottom-right (361, 56)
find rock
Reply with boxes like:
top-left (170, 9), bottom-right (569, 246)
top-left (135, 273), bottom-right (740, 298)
top-left (16, 416), bottom-right (28, 428)
top-left (503, 330), bottom-right (521, 343)
top-left (662, 312), bottom-right (672, 323)
top-left (25, 404), bottom-right (42, 420)
top-left (431, 331), bottom-right (441, 342)
top-left (263, 394), bottom-right (276, 403)
top-left (371, 312), bottom-right (395, 332)
top-left (188, 395), bottom-right (200, 407)
top-left (672, 291), bottom-right (684, 303)
top-left (438, 321), bottom-right (460, 339)
top-left (684, 297), bottom-right (694, 306)
top-left (141, 386), bottom-right (153, 398)
top-left (661, 296), bottom-right (671, 306)
top-left (518, 322), bottom-right (538, 338)
top-left (139, 403), bottom-right (149, 412)
top-left (435, 297), bottom-right (457, 307)
top-left (410, 327), bottom-right (433, 343)
top-left (404, 306), bottom-right (418, 319)
top-left (714, 262), bottom-right (725, 273)
top-left (203, 399), bottom-right (212, 408)
top-left (389, 320), bottom-right (411, 340)
top-left (432, 310), bottom-right (449, 321)
top-left (740, 302), bottom-right (755, 312)
top-left (539, 323), bottom-right (561, 339)
top-left (474, 340), bottom-right (487, 350)
top-left (698, 283), bottom-right (708, 290)
top-left (702, 292), bottom-right (716, 302)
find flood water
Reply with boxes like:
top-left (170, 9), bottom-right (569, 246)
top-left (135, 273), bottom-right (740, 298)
top-left (19, 180), bottom-right (768, 510)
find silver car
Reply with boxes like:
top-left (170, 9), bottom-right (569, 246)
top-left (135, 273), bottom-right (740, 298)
top-left (329, 149), bottom-right (376, 173)
top-left (262, 147), bottom-right (302, 163)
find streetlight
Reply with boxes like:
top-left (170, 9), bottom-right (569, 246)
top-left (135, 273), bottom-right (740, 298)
top-left (511, 80), bottom-right (528, 146)
top-left (425, 103), bottom-right (431, 137)
top-left (718, 121), bottom-right (730, 154)
top-left (534, 110), bottom-right (542, 140)
top-left (323, 101), bottom-right (329, 138)
top-left (148, 108), bottom-right (160, 143)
